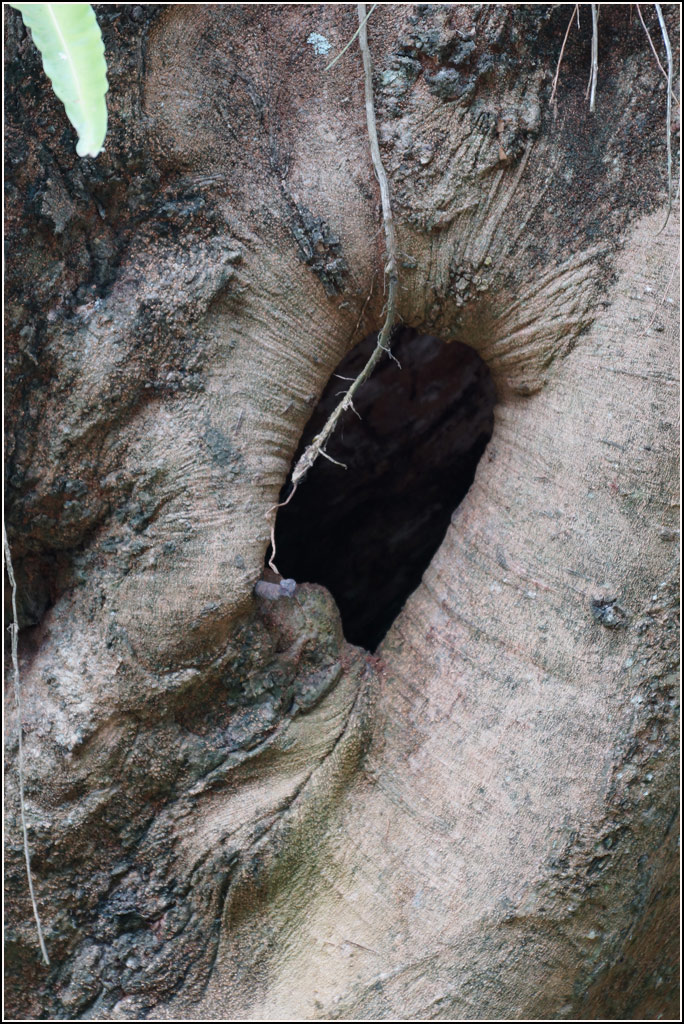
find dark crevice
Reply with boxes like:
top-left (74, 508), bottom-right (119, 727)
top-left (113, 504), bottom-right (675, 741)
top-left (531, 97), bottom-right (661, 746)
top-left (272, 327), bottom-right (496, 651)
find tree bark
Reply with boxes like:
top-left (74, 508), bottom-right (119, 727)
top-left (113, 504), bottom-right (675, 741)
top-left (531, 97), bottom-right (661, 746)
top-left (4, 4), bottom-right (679, 1020)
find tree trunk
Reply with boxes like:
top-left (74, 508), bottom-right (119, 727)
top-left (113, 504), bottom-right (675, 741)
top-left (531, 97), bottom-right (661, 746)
top-left (4, 4), bottom-right (679, 1020)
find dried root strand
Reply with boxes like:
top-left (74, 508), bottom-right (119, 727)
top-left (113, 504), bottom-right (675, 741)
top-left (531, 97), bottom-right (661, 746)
top-left (289, 1), bottom-right (399, 494)
top-left (654, 3), bottom-right (674, 233)
top-left (550, 5), bottom-right (578, 106)
top-left (636, 3), bottom-right (679, 104)
top-left (551, 4), bottom-right (675, 234)
top-left (587, 3), bottom-right (599, 112)
top-left (3, 525), bottom-right (50, 965)
top-left (324, 1), bottom-right (378, 71)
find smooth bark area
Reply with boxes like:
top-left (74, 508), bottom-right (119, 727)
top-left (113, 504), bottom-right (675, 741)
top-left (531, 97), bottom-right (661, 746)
top-left (4, 4), bottom-right (679, 1020)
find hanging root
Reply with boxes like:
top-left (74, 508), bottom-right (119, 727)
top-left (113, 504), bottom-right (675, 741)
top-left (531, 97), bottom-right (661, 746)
top-left (551, 4), bottom-right (675, 232)
top-left (288, 1), bottom-right (399, 495)
top-left (266, 3), bottom-right (397, 571)
top-left (324, 1), bottom-right (378, 71)
top-left (267, 482), bottom-right (300, 574)
top-left (654, 3), bottom-right (673, 233)
top-left (3, 526), bottom-right (50, 965)
top-left (550, 4), bottom-right (579, 109)
top-left (636, 4), bottom-right (679, 104)
top-left (587, 4), bottom-right (599, 112)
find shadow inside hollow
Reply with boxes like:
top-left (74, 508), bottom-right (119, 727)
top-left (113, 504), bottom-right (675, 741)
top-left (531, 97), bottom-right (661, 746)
top-left (272, 327), bottom-right (496, 650)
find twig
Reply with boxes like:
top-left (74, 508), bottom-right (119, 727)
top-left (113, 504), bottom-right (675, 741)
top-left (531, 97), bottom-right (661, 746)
top-left (3, 526), bottom-right (50, 965)
top-left (654, 3), bottom-right (673, 233)
top-left (324, 2), bottom-right (377, 71)
top-left (287, 2), bottom-right (399, 493)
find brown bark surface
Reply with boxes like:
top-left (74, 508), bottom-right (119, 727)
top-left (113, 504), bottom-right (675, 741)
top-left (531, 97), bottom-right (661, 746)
top-left (4, 4), bottom-right (680, 1020)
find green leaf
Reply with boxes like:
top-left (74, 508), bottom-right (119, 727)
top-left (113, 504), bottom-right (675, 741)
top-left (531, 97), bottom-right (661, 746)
top-left (10, 3), bottom-right (108, 158)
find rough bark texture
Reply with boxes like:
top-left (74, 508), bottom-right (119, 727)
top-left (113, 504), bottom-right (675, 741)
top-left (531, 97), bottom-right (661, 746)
top-left (4, 4), bottom-right (680, 1020)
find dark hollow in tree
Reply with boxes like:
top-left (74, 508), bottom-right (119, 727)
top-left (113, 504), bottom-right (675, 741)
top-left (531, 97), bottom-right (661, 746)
top-left (273, 327), bottom-right (496, 649)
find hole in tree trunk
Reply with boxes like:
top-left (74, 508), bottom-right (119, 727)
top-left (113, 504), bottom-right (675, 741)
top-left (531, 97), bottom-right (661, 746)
top-left (272, 327), bottom-right (496, 651)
